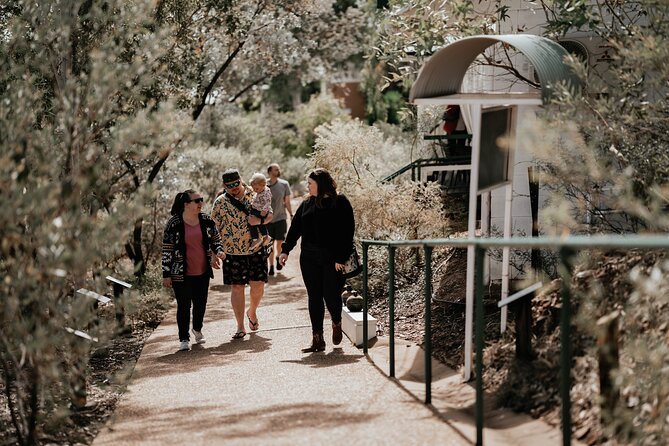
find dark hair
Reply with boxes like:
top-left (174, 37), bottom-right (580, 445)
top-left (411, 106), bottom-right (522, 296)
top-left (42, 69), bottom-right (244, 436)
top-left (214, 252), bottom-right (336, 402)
top-left (170, 189), bottom-right (196, 216)
top-left (308, 168), bottom-right (337, 207)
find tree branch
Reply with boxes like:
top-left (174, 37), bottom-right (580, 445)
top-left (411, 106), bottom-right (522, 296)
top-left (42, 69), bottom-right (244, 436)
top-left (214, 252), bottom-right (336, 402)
top-left (227, 75), bottom-right (268, 103)
top-left (191, 42), bottom-right (246, 121)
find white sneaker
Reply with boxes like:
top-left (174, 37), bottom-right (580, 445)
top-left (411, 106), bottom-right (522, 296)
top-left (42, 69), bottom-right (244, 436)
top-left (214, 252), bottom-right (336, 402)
top-left (179, 340), bottom-right (190, 351)
top-left (191, 329), bottom-right (206, 344)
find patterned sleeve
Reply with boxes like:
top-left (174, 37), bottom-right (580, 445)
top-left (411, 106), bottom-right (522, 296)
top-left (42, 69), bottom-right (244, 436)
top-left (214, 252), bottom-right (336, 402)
top-left (206, 217), bottom-right (224, 255)
top-left (256, 188), bottom-right (273, 213)
top-left (162, 217), bottom-right (176, 278)
top-left (211, 195), bottom-right (225, 231)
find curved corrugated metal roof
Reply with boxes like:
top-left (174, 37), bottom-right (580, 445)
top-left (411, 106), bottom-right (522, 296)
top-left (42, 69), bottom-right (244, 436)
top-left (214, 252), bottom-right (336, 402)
top-left (409, 34), bottom-right (582, 104)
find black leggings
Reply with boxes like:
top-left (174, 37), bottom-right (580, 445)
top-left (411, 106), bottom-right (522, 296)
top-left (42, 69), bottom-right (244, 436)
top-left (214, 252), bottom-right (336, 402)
top-left (299, 247), bottom-right (344, 333)
top-left (173, 274), bottom-right (210, 341)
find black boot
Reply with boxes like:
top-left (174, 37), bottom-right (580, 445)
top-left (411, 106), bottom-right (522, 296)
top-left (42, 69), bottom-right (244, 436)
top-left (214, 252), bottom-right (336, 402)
top-left (302, 331), bottom-right (326, 352)
top-left (332, 321), bottom-right (343, 345)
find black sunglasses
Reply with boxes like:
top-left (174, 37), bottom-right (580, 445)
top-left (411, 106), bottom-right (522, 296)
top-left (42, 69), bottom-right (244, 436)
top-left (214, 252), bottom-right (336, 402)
top-left (225, 180), bottom-right (241, 188)
top-left (187, 197), bottom-right (204, 204)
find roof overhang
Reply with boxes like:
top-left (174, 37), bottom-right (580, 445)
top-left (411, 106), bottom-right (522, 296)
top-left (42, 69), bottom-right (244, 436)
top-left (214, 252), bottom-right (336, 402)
top-left (409, 34), bottom-right (582, 105)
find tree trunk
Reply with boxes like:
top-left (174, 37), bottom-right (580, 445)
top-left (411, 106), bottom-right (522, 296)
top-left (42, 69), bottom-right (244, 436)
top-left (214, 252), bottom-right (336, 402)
top-left (125, 218), bottom-right (146, 277)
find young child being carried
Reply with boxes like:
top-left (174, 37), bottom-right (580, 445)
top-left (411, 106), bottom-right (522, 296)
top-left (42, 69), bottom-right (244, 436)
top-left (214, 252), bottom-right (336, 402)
top-left (248, 172), bottom-right (273, 251)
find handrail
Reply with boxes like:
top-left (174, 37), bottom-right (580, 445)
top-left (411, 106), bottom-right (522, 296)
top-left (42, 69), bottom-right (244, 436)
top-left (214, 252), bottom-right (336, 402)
top-left (382, 156), bottom-right (472, 183)
top-left (360, 234), bottom-right (669, 446)
top-left (423, 133), bottom-right (473, 141)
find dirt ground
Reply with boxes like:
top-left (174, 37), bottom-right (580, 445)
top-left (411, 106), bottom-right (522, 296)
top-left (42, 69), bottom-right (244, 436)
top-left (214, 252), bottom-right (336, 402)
top-left (366, 246), bottom-right (607, 446)
top-left (0, 325), bottom-right (155, 446)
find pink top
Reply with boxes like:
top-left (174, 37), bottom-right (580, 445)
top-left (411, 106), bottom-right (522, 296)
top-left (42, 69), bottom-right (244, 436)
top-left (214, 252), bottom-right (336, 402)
top-left (184, 222), bottom-right (207, 276)
top-left (252, 187), bottom-right (273, 214)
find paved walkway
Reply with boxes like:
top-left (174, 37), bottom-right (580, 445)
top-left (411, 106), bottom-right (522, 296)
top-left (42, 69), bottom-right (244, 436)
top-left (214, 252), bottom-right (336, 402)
top-left (94, 243), bottom-right (576, 445)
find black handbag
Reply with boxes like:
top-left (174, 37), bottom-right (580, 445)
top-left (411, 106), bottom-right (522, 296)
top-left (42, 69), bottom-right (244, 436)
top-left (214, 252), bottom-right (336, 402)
top-left (342, 244), bottom-right (362, 278)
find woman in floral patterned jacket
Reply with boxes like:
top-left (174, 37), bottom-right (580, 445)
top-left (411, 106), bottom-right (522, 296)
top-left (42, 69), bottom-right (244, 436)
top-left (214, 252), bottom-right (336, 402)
top-left (162, 189), bottom-right (225, 351)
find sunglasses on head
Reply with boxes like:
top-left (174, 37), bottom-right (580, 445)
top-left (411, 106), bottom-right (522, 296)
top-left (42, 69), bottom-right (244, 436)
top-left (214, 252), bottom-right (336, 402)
top-left (225, 180), bottom-right (241, 188)
top-left (187, 197), bottom-right (204, 204)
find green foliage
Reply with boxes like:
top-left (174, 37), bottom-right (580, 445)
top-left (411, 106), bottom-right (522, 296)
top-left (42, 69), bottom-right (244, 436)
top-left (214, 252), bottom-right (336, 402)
top-left (368, 0), bottom-right (498, 93)
top-left (531, 1), bottom-right (669, 233)
top-left (0, 2), bottom-right (181, 443)
top-left (511, 2), bottom-right (669, 441)
top-left (292, 94), bottom-right (353, 157)
top-left (310, 119), bottom-right (449, 286)
top-left (179, 93), bottom-right (350, 196)
top-left (125, 264), bottom-right (172, 330)
top-left (154, 0), bottom-right (368, 119)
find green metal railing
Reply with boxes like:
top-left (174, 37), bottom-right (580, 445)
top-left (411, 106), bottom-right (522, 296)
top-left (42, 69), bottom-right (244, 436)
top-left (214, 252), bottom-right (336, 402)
top-left (381, 156), bottom-right (471, 183)
top-left (360, 235), bottom-right (669, 446)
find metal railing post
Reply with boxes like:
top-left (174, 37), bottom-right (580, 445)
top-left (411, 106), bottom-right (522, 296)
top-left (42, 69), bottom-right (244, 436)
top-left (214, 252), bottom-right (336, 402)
top-left (363, 243), bottom-right (369, 354)
top-left (388, 246), bottom-right (396, 378)
top-left (475, 245), bottom-right (485, 446)
top-left (424, 245), bottom-right (433, 404)
top-left (559, 248), bottom-right (575, 446)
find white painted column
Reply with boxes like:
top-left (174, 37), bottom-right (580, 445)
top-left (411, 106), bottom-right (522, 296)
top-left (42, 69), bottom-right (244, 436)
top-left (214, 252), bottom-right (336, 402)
top-left (501, 105), bottom-right (519, 333)
top-left (464, 104), bottom-right (481, 382)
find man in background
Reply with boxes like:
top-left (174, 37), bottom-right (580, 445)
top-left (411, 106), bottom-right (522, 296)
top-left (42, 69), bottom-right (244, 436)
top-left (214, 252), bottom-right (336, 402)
top-left (266, 163), bottom-right (292, 276)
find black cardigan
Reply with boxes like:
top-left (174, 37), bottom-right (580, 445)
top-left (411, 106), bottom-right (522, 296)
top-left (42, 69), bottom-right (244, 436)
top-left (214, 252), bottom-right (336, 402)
top-left (282, 194), bottom-right (355, 264)
top-left (162, 213), bottom-right (224, 282)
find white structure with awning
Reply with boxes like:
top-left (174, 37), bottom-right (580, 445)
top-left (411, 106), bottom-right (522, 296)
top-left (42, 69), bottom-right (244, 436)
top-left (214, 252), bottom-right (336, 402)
top-left (409, 34), bottom-right (581, 381)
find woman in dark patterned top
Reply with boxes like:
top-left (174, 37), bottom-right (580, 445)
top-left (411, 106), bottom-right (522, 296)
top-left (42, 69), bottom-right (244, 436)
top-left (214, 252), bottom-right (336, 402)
top-left (162, 189), bottom-right (225, 351)
top-left (279, 168), bottom-right (355, 352)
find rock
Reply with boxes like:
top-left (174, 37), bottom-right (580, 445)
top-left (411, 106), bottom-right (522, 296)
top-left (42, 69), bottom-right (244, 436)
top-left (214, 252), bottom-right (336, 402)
top-left (346, 294), bottom-right (364, 312)
top-left (341, 285), bottom-right (354, 305)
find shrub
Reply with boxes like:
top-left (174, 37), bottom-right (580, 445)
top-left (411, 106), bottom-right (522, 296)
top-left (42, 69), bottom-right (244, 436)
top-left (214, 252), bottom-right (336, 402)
top-left (310, 119), bottom-right (449, 290)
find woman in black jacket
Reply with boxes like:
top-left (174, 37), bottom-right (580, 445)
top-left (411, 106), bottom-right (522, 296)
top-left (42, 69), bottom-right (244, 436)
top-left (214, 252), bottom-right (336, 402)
top-left (279, 169), bottom-right (355, 352)
top-left (162, 189), bottom-right (225, 351)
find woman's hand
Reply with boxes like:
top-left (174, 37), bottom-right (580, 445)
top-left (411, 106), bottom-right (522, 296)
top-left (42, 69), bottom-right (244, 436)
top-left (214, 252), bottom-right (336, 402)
top-left (279, 253), bottom-right (288, 266)
top-left (335, 262), bottom-right (345, 272)
top-left (211, 252), bottom-right (225, 270)
top-left (211, 257), bottom-right (220, 270)
top-left (162, 278), bottom-right (172, 288)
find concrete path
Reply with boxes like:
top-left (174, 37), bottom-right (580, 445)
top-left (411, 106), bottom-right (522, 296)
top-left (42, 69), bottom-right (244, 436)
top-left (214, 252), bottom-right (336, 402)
top-left (94, 244), bottom-right (470, 446)
top-left (94, 243), bottom-right (576, 446)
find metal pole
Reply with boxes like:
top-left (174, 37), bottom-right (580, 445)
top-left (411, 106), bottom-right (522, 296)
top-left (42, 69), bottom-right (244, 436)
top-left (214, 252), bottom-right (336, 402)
top-left (363, 243), bottom-right (369, 354)
top-left (424, 245), bottom-right (433, 404)
top-left (112, 283), bottom-right (126, 328)
top-left (559, 248), bottom-right (574, 446)
top-left (388, 246), bottom-right (396, 378)
top-left (475, 246), bottom-right (485, 446)
top-left (464, 103), bottom-right (482, 382)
